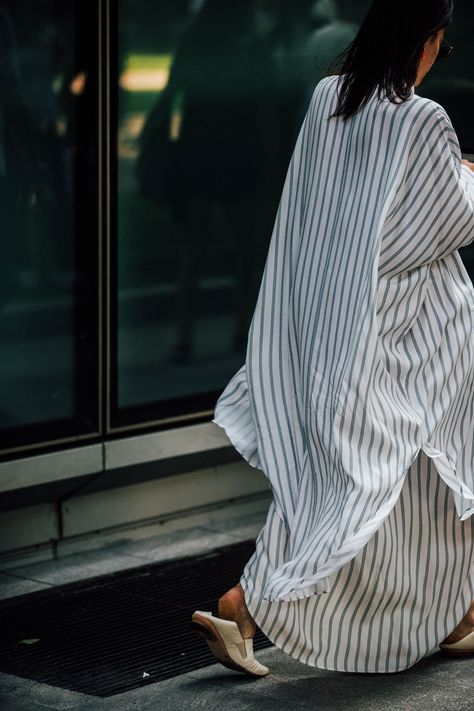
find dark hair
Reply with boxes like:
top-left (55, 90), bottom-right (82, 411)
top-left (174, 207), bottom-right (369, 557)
top-left (328, 0), bottom-right (454, 121)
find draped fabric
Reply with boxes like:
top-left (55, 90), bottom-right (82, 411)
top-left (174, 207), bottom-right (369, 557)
top-left (240, 450), bottom-right (474, 672)
top-left (213, 73), bottom-right (474, 606)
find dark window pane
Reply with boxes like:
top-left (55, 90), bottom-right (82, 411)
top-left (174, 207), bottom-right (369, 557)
top-left (114, 0), bottom-right (474, 427)
top-left (0, 0), bottom-right (99, 453)
top-left (115, 0), bottom-right (280, 425)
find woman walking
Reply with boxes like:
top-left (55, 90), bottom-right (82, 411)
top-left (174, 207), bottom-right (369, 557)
top-left (192, 0), bottom-right (474, 674)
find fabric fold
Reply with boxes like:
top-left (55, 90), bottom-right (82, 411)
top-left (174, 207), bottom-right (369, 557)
top-left (212, 73), bottom-right (474, 603)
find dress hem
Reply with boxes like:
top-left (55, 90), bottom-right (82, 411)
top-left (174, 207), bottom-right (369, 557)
top-left (240, 574), bottom-right (437, 674)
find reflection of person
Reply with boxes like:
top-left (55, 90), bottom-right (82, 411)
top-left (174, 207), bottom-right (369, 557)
top-left (193, 0), bottom-right (474, 676)
top-left (304, 0), bottom-right (362, 86)
top-left (295, 0), bottom-right (372, 128)
top-left (136, 0), bottom-right (278, 363)
top-left (258, 0), bottom-right (316, 175)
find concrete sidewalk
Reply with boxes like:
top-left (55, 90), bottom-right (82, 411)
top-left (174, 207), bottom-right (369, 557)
top-left (0, 505), bottom-right (473, 711)
top-left (0, 642), bottom-right (472, 711)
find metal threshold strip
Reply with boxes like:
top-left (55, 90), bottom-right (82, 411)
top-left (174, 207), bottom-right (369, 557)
top-left (0, 540), bottom-right (272, 697)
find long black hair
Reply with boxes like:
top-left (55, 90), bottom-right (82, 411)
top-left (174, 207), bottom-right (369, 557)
top-left (328, 0), bottom-right (454, 120)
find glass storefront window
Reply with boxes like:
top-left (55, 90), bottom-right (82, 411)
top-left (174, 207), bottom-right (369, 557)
top-left (115, 0), bottom-right (282, 426)
top-left (1, 0), bottom-right (473, 453)
top-left (0, 0), bottom-right (99, 455)
top-left (115, 0), bottom-right (474, 429)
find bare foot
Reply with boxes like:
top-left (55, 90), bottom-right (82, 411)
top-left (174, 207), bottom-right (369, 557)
top-left (218, 582), bottom-right (257, 639)
top-left (440, 599), bottom-right (474, 644)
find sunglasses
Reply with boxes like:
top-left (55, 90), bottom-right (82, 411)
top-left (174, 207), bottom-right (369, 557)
top-left (436, 38), bottom-right (454, 62)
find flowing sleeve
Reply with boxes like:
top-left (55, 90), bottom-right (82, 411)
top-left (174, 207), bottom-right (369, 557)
top-left (378, 104), bottom-right (474, 278)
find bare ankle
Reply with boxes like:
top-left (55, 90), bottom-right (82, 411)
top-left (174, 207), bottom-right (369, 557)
top-left (218, 584), bottom-right (256, 638)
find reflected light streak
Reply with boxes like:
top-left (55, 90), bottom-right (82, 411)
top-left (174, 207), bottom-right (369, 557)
top-left (120, 54), bottom-right (173, 92)
top-left (120, 68), bottom-right (170, 92)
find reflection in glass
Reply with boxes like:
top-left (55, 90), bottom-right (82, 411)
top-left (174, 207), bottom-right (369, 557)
top-left (116, 0), bottom-right (474, 419)
top-left (117, 0), bottom-right (282, 411)
top-left (0, 0), bottom-right (98, 448)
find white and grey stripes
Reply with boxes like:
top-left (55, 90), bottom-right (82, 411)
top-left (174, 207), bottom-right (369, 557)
top-left (240, 451), bottom-right (474, 673)
top-left (212, 73), bottom-right (474, 604)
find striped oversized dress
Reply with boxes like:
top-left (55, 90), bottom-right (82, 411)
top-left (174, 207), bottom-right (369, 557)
top-left (212, 73), bottom-right (474, 672)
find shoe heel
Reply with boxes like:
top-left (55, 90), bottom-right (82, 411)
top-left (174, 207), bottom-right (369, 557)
top-left (190, 619), bottom-right (218, 642)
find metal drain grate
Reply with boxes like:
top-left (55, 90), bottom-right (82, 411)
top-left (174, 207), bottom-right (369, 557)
top-left (0, 540), bottom-right (273, 697)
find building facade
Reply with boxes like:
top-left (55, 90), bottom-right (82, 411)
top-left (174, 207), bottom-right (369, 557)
top-left (1, 0), bottom-right (473, 565)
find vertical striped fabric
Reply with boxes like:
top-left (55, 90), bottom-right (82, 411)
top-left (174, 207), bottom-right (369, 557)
top-left (212, 73), bottom-right (474, 668)
top-left (240, 450), bottom-right (474, 672)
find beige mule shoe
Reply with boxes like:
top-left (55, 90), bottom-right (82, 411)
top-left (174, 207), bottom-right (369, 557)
top-left (191, 610), bottom-right (270, 677)
top-left (439, 630), bottom-right (474, 656)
